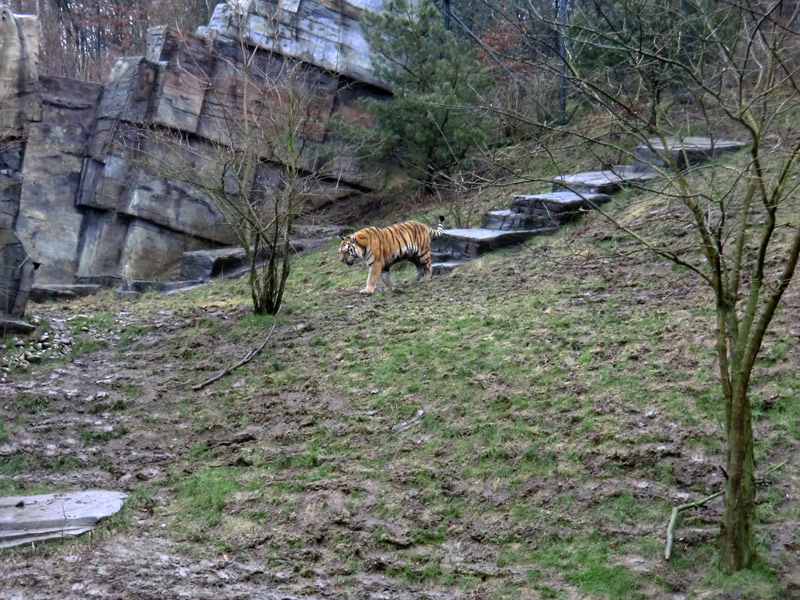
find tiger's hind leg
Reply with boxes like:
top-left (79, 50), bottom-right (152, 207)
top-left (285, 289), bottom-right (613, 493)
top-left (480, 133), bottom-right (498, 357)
top-left (380, 269), bottom-right (393, 291)
top-left (415, 253), bottom-right (433, 282)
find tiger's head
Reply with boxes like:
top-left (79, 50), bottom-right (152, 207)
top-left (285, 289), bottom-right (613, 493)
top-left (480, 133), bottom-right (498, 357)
top-left (339, 235), bottom-right (363, 266)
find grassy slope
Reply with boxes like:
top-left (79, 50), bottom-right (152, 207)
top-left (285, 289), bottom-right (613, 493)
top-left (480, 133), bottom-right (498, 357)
top-left (2, 183), bottom-right (800, 599)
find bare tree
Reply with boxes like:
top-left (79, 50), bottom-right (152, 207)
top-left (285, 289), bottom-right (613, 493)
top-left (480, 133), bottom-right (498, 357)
top-left (9, 0), bottom-right (210, 81)
top-left (141, 33), bottom-right (351, 314)
top-left (487, 0), bottom-right (800, 572)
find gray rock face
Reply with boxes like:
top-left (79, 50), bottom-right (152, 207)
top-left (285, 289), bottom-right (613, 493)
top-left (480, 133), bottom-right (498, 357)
top-left (0, 11), bottom-right (39, 329)
top-left (0, 8), bottom-right (41, 131)
top-left (2, 2), bottom-right (390, 317)
top-left (203, 0), bottom-right (391, 90)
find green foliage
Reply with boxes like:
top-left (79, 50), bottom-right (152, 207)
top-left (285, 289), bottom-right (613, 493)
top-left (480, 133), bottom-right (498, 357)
top-left (568, 0), bottom-right (739, 118)
top-left (359, 0), bottom-right (492, 184)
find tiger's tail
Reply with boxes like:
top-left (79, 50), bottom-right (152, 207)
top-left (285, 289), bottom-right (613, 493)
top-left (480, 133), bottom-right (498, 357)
top-left (431, 216), bottom-right (445, 237)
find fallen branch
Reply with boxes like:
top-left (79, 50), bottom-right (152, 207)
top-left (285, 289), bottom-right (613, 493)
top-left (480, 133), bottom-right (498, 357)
top-left (664, 490), bottom-right (723, 561)
top-left (193, 313), bottom-right (280, 391)
top-left (664, 460), bottom-right (788, 561)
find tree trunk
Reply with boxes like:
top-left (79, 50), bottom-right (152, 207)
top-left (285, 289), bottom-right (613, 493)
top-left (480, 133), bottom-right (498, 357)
top-left (719, 379), bottom-right (757, 571)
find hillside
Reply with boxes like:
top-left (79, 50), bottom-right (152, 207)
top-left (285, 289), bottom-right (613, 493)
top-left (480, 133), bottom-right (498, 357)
top-left (1, 184), bottom-right (799, 599)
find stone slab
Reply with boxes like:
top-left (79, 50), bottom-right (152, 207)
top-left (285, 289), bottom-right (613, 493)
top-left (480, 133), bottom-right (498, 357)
top-left (552, 166), bottom-right (658, 194)
top-left (635, 136), bottom-right (747, 169)
top-left (482, 209), bottom-right (559, 231)
top-left (119, 279), bottom-right (205, 294)
top-left (0, 315), bottom-right (35, 334)
top-left (29, 284), bottom-right (102, 303)
top-left (0, 490), bottom-right (127, 548)
top-left (432, 228), bottom-right (555, 261)
top-left (511, 191), bottom-right (611, 224)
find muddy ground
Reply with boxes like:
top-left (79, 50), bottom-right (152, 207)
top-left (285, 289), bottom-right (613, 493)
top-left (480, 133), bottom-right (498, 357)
top-left (1, 215), bottom-right (800, 599)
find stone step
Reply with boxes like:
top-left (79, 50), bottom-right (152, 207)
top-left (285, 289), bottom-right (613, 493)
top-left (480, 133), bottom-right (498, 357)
top-left (482, 209), bottom-right (556, 231)
top-left (432, 260), bottom-right (469, 276)
top-left (0, 315), bottom-right (35, 334)
top-left (634, 136), bottom-right (747, 170)
top-left (432, 228), bottom-right (555, 261)
top-left (29, 284), bottom-right (102, 303)
top-left (181, 232), bottom-right (341, 281)
top-left (430, 251), bottom-right (451, 263)
top-left (552, 165), bottom-right (658, 194)
top-left (509, 190), bottom-right (612, 223)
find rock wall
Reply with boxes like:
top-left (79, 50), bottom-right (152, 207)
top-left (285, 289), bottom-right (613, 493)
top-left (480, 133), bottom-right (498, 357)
top-left (202, 0), bottom-right (390, 90)
top-left (1, 0), bottom-right (391, 319)
top-left (0, 8), bottom-right (39, 332)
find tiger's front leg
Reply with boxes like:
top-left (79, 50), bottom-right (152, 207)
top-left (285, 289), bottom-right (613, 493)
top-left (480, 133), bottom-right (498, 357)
top-left (360, 263), bottom-right (382, 294)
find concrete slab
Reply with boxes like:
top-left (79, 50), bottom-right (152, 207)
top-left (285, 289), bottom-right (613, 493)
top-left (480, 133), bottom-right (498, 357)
top-left (0, 490), bottom-right (127, 548)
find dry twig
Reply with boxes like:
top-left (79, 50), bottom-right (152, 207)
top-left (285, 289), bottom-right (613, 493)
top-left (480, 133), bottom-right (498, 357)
top-left (193, 312), bottom-right (280, 391)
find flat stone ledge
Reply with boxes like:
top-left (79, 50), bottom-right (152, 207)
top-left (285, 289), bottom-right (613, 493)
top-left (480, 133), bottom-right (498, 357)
top-left (552, 166), bottom-right (658, 194)
top-left (0, 490), bottom-right (127, 548)
top-left (29, 284), bottom-right (102, 303)
top-left (120, 279), bottom-right (206, 294)
top-left (0, 315), bottom-right (35, 334)
top-left (482, 209), bottom-right (557, 231)
top-left (433, 228), bottom-right (556, 261)
top-left (635, 136), bottom-right (747, 169)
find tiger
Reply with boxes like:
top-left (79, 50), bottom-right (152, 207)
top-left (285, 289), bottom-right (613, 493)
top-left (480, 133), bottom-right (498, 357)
top-left (339, 216), bottom-right (445, 294)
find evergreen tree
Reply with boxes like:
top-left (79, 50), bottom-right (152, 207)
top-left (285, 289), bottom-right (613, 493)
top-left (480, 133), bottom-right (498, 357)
top-left (360, 0), bottom-right (492, 186)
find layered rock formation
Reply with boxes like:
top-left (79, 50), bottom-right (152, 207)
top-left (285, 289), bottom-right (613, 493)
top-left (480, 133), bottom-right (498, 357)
top-left (1, 1), bottom-right (391, 326)
top-left (0, 8), bottom-right (40, 332)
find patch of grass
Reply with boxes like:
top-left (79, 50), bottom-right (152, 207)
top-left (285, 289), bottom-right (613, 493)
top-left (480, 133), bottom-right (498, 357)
top-left (700, 557), bottom-right (784, 600)
top-left (0, 452), bottom-right (34, 475)
top-left (100, 486), bottom-right (154, 533)
top-left (72, 335), bottom-right (109, 357)
top-left (0, 421), bottom-right (9, 443)
top-left (49, 455), bottom-right (80, 472)
top-left (11, 393), bottom-right (51, 414)
top-left (176, 467), bottom-right (242, 530)
top-left (117, 323), bottom-right (152, 349)
top-left (68, 312), bottom-right (115, 335)
top-left (81, 426), bottom-right (128, 445)
top-left (566, 563), bottom-right (646, 600)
